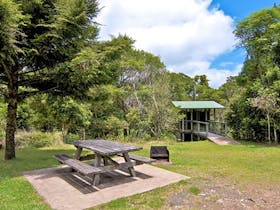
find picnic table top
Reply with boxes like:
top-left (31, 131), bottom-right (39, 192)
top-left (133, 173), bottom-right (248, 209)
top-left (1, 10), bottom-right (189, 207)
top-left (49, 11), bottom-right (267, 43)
top-left (72, 139), bottom-right (142, 156)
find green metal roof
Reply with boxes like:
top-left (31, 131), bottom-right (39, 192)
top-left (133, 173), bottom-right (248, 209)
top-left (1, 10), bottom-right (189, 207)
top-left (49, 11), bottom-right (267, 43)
top-left (172, 101), bottom-right (225, 109)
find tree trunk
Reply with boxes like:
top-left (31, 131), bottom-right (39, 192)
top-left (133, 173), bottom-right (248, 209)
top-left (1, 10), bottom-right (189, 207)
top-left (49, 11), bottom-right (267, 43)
top-left (61, 123), bottom-right (68, 142)
top-left (267, 113), bottom-right (271, 144)
top-left (273, 122), bottom-right (278, 144)
top-left (5, 83), bottom-right (18, 160)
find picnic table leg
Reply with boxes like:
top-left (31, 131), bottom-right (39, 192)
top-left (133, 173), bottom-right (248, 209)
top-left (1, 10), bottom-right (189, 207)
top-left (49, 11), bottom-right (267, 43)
top-left (123, 152), bottom-right (136, 177)
top-left (72, 147), bottom-right (83, 172)
top-left (103, 156), bottom-right (109, 166)
top-left (74, 147), bottom-right (83, 160)
top-left (92, 153), bottom-right (102, 186)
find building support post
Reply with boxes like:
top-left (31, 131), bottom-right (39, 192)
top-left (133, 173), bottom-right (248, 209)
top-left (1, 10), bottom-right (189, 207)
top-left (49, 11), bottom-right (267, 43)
top-left (182, 120), bottom-right (185, 141)
top-left (214, 109), bottom-right (216, 133)
top-left (206, 123), bottom-right (209, 138)
top-left (191, 110), bottom-right (193, 141)
top-left (197, 121), bottom-right (200, 140)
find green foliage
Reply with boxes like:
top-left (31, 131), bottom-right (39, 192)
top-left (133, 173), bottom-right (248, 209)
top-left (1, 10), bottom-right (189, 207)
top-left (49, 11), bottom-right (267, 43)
top-left (193, 75), bottom-right (221, 101)
top-left (0, 100), bottom-right (6, 138)
top-left (105, 116), bottom-right (128, 137)
top-left (168, 72), bottom-right (193, 100)
top-left (15, 131), bottom-right (62, 148)
top-left (226, 6), bottom-right (280, 143)
top-left (50, 96), bottom-right (92, 132)
top-left (120, 51), bottom-right (180, 138)
top-left (0, 0), bottom-right (25, 62)
top-left (87, 48), bottom-right (183, 140)
top-left (0, 0), bottom-right (104, 159)
top-left (65, 133), bottom-right (80, 144)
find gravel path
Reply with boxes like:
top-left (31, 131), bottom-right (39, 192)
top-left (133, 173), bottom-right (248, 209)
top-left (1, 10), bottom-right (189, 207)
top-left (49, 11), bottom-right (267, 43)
top-left (166, 178), bottom-right (280, 209)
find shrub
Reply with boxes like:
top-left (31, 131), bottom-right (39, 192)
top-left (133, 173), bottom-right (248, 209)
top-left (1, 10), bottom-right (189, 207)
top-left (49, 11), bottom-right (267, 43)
top-left (15, 131), bottom-right (63, 148)
top-left (65, 133), bottom-right (80, 144)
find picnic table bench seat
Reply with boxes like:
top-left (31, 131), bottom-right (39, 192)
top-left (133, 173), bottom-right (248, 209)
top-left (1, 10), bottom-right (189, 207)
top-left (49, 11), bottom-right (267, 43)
top-left (54, 154), bottom-right (104, 176)
top-left (55, 140), bottom-right (147, 186)
top-left (117, 153), bottom-right (155, 165)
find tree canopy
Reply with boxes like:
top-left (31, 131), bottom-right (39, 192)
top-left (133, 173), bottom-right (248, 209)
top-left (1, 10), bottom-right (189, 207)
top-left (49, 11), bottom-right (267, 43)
top-left (0, 0), bottom-right (122, 159)
top-left (226, 6), bottom-right (280, 143)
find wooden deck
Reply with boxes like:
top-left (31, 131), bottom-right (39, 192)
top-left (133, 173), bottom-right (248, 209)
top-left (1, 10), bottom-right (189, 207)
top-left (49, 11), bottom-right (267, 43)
top-left (194, 131), bottom-right (240, 145)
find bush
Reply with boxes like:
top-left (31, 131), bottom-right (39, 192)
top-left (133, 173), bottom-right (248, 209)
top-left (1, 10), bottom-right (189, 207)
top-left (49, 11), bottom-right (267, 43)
top-left (15, 131), bottom-right (63, 148)
top-left (65, 133), bottom-right (80, 144)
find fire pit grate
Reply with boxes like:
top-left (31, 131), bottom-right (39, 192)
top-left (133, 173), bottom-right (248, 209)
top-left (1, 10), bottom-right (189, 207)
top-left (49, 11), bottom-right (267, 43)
top-left (150, 146), bottom-right (169, 162)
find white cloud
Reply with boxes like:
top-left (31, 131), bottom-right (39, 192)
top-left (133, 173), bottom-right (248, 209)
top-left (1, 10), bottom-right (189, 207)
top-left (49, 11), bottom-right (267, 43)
top-left (169, 62), bottom-right (242, 88)
top-left (97, 0), bottom-right (240, 87)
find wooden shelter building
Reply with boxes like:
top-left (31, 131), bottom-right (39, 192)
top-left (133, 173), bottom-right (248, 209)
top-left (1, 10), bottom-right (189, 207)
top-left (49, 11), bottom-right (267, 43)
top-left (172, 101), bottom-right (226, 141)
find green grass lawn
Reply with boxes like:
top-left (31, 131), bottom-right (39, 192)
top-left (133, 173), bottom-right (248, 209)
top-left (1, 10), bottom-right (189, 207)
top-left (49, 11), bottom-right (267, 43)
top-left (0, 141), bottom-right (279, 209)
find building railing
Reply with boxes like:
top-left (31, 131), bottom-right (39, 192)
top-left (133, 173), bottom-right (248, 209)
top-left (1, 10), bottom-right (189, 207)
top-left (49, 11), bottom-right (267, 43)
top-left (191, 120), bottom-right (209, 137)
top-left (180, 119), bottom-right (227, 137)
top-left (208, 120), bottom-right (227, 136)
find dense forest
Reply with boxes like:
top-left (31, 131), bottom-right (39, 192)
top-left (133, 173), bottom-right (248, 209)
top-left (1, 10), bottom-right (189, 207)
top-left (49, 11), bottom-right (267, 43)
top-left (0, 1), bottom-right (279, 159)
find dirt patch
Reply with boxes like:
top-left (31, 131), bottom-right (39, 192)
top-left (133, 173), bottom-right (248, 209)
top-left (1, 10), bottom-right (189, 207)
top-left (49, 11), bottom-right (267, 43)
top-left (166, 178), bottom-right (280, 209)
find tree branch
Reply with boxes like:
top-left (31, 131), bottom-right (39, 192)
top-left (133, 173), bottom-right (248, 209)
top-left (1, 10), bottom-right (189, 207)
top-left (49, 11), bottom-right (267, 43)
top-left (0, 86), bottom-right (8, 98)
top-left (1, 63), bottom-right (13, 85)
top-left (17, 86), bottom-right (58, 102)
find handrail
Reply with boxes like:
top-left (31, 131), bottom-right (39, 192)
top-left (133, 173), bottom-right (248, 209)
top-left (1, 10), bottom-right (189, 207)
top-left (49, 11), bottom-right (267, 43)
top-left (185, 120), bottom-right (209, 125)
top-left (180, 119), bottom-right (227, 137)
top-left (184, 120), bottom-right (209, 137)
top-left (210, 121), bottom-right (226, 124)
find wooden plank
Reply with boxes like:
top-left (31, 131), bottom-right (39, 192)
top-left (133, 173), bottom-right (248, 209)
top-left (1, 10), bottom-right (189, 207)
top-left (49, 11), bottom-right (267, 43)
top-left (93, 140), bottom-right (141, 152)
top-left (195, 132), bottom-right (240, 145)
top-left (79, 154), bottom-right (95, 161)
top-left (117, 153), bottom-right (155, 164)
top-left (92, 161), bottom-right (136, 172)
top-left (54, 154), bottom-right (103, 176)
top-left (123, 152), bottom-right (136, 177)
top-left (128, 154), bottom-right (156, 163)
top-left (92, 153), bottom-right (102, 186)
top-left (74, 147), bottom-right (83, 159)
top-left (72, 140), bottom-right (142, 156)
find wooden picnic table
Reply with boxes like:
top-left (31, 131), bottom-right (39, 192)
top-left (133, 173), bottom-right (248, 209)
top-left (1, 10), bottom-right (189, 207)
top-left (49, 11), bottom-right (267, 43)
top-left (55, 139), bottom-right (154, 186)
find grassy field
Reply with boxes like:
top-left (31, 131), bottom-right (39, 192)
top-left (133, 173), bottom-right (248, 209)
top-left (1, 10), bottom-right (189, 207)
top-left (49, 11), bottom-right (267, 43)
top-left (0, 141), bottom-right (279, 209)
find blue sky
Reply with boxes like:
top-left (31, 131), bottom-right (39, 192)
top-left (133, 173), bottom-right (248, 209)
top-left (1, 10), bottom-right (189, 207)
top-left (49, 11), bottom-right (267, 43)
top-left (209, 0), bottom-right (277, 73)
top-left (97, 0), bottom-right (279, 88)
top-left (211, 0), bottom-right (277, 21)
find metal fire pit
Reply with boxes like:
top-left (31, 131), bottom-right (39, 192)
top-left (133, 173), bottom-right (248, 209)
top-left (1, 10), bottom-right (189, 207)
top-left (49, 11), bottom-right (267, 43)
top-left (150, 146), bottom-right (169, 162)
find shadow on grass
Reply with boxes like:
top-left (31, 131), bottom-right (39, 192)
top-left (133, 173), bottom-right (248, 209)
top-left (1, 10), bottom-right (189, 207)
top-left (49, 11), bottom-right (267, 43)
top-left (21, 156), bottom-right (153, 195)
top-left (239, 140), bottom-right (280, 148)
top-left (1, 146), bottom-right (155, 195)
top-left (0, 147), bottom-right (76, 180)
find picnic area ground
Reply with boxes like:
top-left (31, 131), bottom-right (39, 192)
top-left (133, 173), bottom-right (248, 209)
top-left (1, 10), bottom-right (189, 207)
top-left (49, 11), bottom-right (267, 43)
top-left (0, 140), bottom-right (279, 209)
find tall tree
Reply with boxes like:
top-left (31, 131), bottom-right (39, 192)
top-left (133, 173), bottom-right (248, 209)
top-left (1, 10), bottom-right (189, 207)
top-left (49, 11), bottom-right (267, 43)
top-left (0, 0), bottom-right (100, 159)
top-left (251, 93), bottom-right (278, 144)
top-left (119, 50), bottom-right (180, 138)
top-left (227, 6), bottom-right (280, 143)
top-left (168, 72), bottom-right (193, 101)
